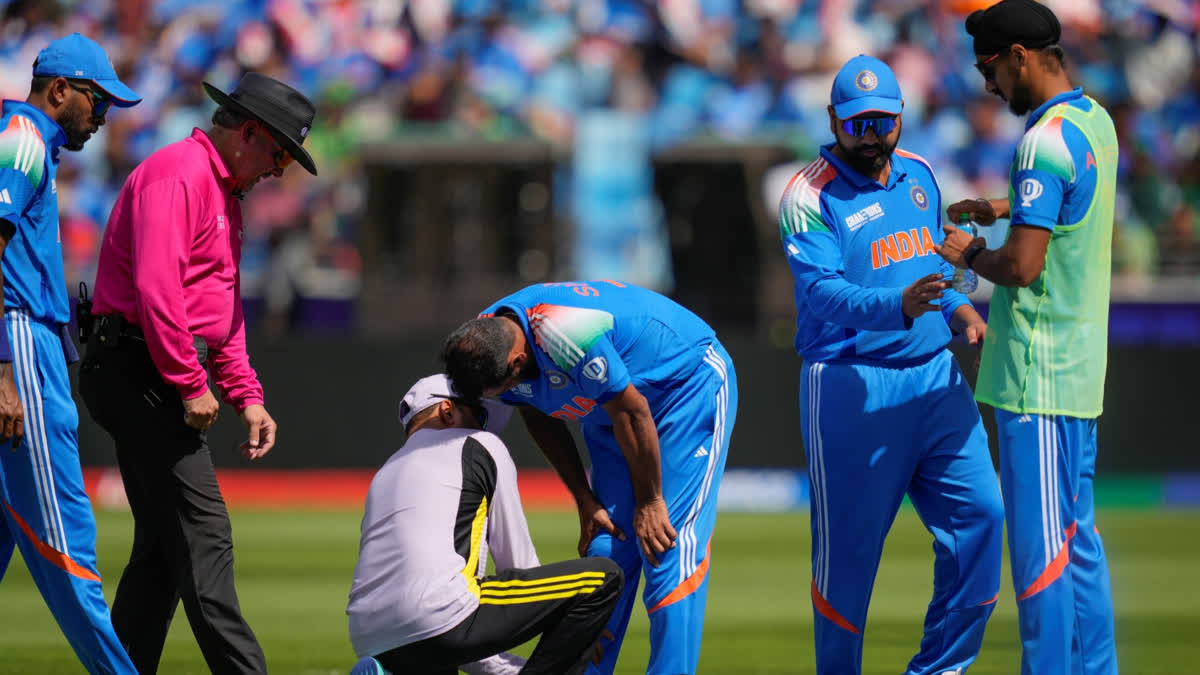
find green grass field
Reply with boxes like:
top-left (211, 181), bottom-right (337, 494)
top-left (2, 508), bottom-right (1198, 674)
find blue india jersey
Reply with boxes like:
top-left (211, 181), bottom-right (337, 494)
top-left (778, 144), bottom-right (969, 364)
top-left (0, 101), bottom-right (70, 324)
top-left (483, 281), bottom-right (717, 426)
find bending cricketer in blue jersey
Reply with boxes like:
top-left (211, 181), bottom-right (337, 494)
top-left (442, 281), bottom-right (737, 675)
top-left (779, 55), bottom-right (1003, 675)
top-left (0, 35), bottom-right (141, 674)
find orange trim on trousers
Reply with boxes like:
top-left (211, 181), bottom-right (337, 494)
top-left (811, 579), bottom-right (861, 634)
top-left (2, 499), bottom-right (101, 582)
top-left (649, 542), bottom-right (710, 614)
top-left (1018, 521), bottom-right (1078, 601)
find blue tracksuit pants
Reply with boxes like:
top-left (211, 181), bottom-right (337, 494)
top-left (0, 311), bottom-right (135, 674)
top-left (994, 410), bottom-right (1118, 675)
top-left (584, 341), bottom-right (737, 675)
top-left (800, 350), bottom-right (1003, 675)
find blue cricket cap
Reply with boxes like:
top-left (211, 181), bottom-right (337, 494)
top-left (33, 33), bottom-right (141, 107)
top-left (830, 54), bottom-right (902, 119)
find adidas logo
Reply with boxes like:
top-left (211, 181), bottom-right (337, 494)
top-left (0, 188), bottom-right (10, 205)
top-left (694, 447), bottom-right (709, 458)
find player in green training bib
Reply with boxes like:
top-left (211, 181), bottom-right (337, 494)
top-left (935, 2), bottom-right (1119, 674)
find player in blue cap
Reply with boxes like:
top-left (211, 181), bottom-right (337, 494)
top-left (0, 32), bottom-right (140, 674)
top-left (779, 54), bottom-right (1004, 674)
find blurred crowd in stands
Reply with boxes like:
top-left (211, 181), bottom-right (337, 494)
top-left (1, 0), bottom-right (1198, 335)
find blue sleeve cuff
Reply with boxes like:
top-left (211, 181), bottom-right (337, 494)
top-left (940, 291), bottom-right (970, 328)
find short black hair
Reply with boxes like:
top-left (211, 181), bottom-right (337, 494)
top-left (440, 317), bottom-right (515, 402)
top-left (212, 104), bottom-right (251, 129)
top-left (29, 72), bottom-right (53, 95)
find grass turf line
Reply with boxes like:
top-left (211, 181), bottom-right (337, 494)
top-left (0, 509), bottom-right (1197, 673)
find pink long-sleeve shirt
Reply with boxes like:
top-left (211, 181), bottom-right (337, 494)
top-left (93, 128), bottom-right (263, 411)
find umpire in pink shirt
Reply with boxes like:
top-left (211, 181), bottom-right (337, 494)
top-left (79, 72), bottom-right (317, 674)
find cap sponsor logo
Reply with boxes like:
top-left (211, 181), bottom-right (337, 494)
top-left (582, 357), bottom-right (608, 383)
top-left (1019, 178), bottom-right (1044, 207)
top-left (511, 383), bottom-right (534, 397)
top-left (855, 70), bottom-right (878, 92)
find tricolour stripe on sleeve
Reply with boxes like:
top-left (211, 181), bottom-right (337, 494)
top-left (1018, 114), bottom-right (1074, 182)
top-left (528, 304), bottom-right (614, 372)
top-left (0, 115), bottom-right (45, 187)
top-left (779, 159), bottom-right (838, 238)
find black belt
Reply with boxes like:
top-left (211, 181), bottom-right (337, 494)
top-left (90, 314), bottom-right (208, 365)
top-left (92, 314), bottom-right (145, 343)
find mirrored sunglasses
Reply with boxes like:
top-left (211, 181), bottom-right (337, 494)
top-left (67, 81), bottom-right (113, 117)
top-left (840, 117), bottom-right (898, 137)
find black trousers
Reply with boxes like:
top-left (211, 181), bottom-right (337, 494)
top-left (79, 336), bottom-right (265, 674)
top-left (376, 557), bottom-right (624, 675)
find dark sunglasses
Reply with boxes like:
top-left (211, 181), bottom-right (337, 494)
top-left (840, 116), bottom-right (898, 137)
top-left (975, 49), bottom-right (1007, 82)
top-left (66, 80), bottom-right (113, 117)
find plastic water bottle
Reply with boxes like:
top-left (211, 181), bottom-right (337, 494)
top-left (952, 213), bottom-right (979, 294)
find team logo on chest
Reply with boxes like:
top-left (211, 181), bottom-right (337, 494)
top-left (910, 185), bottom-right (929, 210)
top-left (546, 371), bottom-right (569, 389)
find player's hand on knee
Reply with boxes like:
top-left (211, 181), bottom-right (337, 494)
top-left (0, 363), bottom-right (24, 448)
top-left (183, 389), bottom-right (220, 430)
top-left (634, 496), bottom-right (677, 567)
top-left (902, 273), bottom-right (949, 318)
top-left (577, 494), bottom-right (625, 557)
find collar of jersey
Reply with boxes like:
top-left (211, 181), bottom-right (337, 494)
top-left (1025, 87), bottom-right (1085, 132)
top-left (1, 100), bottom-right (68, 151)
top-left (819, 142), bottom-right (908, 191)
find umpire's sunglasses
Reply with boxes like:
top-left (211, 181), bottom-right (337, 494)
top-left (434, 395), bottom-right (489, 430)
top-left (839, 116), bottom-right (898, 137)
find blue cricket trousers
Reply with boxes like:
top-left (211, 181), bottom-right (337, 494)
top-left (0, 310), bottom-right (135, 674)
top-left (994, 410), bottom-right (1118, 675)
top-left (801, 349), bottom-right (1003, 675)
top-left (584, 341), bottom-right (737, 675)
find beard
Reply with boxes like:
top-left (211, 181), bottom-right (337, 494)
top-left (836, 134), bottom-right (898, 178)
top-left (58, 104), bottom-right (94, 151)
top-left (1007, 81), bottom-right (1035, 116)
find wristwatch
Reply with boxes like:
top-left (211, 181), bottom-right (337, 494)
top-left (963, 244), bottom-right (985, 269)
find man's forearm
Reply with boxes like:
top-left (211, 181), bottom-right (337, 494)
top-left (969, 246), bottom-right (1036, 287)
top-left (519, 408), bottom-right (594, 503)
top-left (949, 302), bottom-right (984, 334)
top-left (609, 404), bottom-right (664, 505)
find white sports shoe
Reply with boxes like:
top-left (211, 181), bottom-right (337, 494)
top-left (349, 656), bottom-right (390, 675)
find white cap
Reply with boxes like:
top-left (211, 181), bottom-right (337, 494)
top-left (398, 374), bottom-right (460, 427)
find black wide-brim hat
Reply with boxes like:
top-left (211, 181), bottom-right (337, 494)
top-left (203, 72), bottom-right (318, 175)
